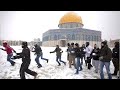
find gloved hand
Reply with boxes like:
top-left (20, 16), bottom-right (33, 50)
top-left (14, 51), bottom-right (17, 54)
top-left (16, 53), bottom-right (19, 55)
top-left (0, 48), bottom-right (4, 50)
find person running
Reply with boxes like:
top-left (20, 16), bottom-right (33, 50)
top-left (80, 44), bottom-right (86, 65)
top-left (91, 44), bottom-right (100, 73)
top-left (111, 42), bottom-right (119, 76)
top-left (0, 41), bottom-right (16, 66)
top-left (50, 45), bottom-right (66, 66)
top-left (12, 42), bottom-right (38, 79)
top-left (99, 40), bottom-right (112, 79)
top-left (32, 44), bottom-right (48, 68)
top-left (74, 43), bottom-right (83, 74)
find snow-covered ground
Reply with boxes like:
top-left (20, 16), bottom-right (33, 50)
top-left (0, 46), bottom-right (117, 79)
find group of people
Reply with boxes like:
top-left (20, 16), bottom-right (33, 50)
top-left (66, 41), bottom-right (119, 79)
top-left (0, 40), bottom-right (119, 79)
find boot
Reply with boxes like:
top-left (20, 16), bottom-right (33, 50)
top-left (58, 64), bottom-right (61, 66)
top-left (88, 64), bottom-right (91, 70)
top-left (46, 59), bottom-right (49, 63)
top-left (37, 65), bottom-right (42, 68)
top-left (11, 62), bottom-right (15, 66)
top-left (34, 73), bottom-right (38, 79)
top-left (75, 69), bottom-right (79, 74)
top-left (85, 60), bottom-right (87, 66)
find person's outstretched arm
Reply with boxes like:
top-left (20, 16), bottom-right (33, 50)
top-left (50, 48), bottom-right (56, 53)
top-left (0, 48), bottom-right (6, 51)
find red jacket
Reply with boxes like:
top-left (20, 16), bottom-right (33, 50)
top-left (4, 45), bottom-right (14, 54)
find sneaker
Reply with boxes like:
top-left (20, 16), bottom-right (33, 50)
top-left (58, 64), bottom-right (61, 66)
top-left (37, 65), bottom-right (42, 68)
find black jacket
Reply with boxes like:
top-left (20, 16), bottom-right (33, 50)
top-left (50, 48), bottom-right (63, 57)
top-left (17, 47), bottom-right (31, 63)
top-left (91, 48), bottom-right (100, 60)
top-left (32, 45), bottom-right (42, 55)
top-left (68, 46), bottom-right (76, 56)
top-left (74, 47), bottom-right (82, 57)
top-left (80, 47), bottom-right (86, 55)
top-left (100, 45), bottom-right (112, 62)
top-left (112, 47), bottom-right (119, 59)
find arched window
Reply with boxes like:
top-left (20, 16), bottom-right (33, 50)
top-left (85, 35), bottom-right (87, 41)
top-left (54, 35), bottom-right (57, 40)
top-left (67, 34), bottom-right (71, 40)
top-left (76, 34), bottom-right (79, 40)
top-left (49, 36), bottom-right (51, 40)
top-left (47, 36), bottom-right (49, 41)
top-left (82, 34), bottom-right (84, 40)
top-left (72, 34), bottom-right (75, 40)
top-left (91, 35), bottom-right (93, 41)
top-left (88, 35), bottom-right (90, 41)
top-left (79, 34), bottom-right (81, 40)
top-left (99, 36), bottom-right (101, 41)
top-left (94, 36), bottom-right (96, 41)
top-left (58, 35), bottom-right (60, 40)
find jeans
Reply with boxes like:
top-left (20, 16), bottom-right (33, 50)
top-left (56, 56), bottom-right (66, 65)
top-left (81, 55), bottom-right (85, 65)
top-left (92, 60), bottom-right (100, 73)
top-left (75, 57), bottom-right (82, 74)
top-left (41, 52), bottom-right (48, 61)
top-left (35, 54), bottom-right (42, 67)
top-left (100, 61), bottom-right (112, 79)
top-left (20, 61), bottom-right (37, 79)
top-left (7, 53), bottom-right (15, 65)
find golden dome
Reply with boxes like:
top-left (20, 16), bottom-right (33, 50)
top-left (59, 12), bottom-right (83, 25)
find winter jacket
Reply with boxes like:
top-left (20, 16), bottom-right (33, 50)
top-left (17, 47), bottom-right (31, 63)
top-left (100, 45), bottom-right (112, 62)
top-left (74, 47), bottom-right (82, 57)
top-left (112, 47), bottom-right (119, 59)
top-left (68, 46), bottom-right (76, 56)
top-left (80, 47), bottom-right (86, 56)
top-left (50, 48), bottom-right (63, 57)
top-left (4, 45), bottom-right (15, 54)
top-left (91, 48), bottom-right (100, 60)
top-left (32, 45), bottom-right (42, 55)
top-left (85, 45), bottom-right (93, 57)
